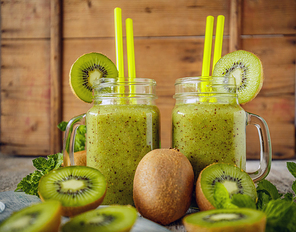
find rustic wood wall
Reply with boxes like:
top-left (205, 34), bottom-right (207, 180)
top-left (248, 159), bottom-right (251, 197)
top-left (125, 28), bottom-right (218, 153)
top-left (1, 0), bottom-right (296, 159)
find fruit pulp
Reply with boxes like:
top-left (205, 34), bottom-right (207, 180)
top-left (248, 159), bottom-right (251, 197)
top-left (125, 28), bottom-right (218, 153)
top-left (172, 102), bottom-right (246, 180)
top-left (86, 104), bottom-right (160, 205)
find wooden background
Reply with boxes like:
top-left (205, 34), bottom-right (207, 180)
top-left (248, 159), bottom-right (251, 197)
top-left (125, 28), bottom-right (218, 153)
top-left (1, 0), bottom-right (296, 159)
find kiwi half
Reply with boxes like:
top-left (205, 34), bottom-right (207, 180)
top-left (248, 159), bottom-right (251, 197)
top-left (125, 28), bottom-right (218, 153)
top-left (69, 52), bottom-right (118, 103)
top-left (183, 208), bottom-right (266, 232)
top-left (212, 50), bottom-right (263, 104)
top-left (0, 201), bottom-right (62, 232)
top-left (38, 166), bottom-right (107, 217)
top-left (62, 205), bottom-right (138, 232)
top-left (196, 163), bottom-right (257, 211)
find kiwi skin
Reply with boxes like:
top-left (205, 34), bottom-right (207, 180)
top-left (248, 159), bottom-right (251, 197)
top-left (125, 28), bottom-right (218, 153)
top-left (133, 148), bottom-right (194, 225)
top-left (195, 163), bottom-right (256, 211)
top-left (38, 166), bottom-right (107, 217)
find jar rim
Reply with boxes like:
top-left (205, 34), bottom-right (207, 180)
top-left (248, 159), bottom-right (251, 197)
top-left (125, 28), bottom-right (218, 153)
top-left (93, 77), bottom-right (157, 88)
top-left (174, 76), bottom-right (236, 85)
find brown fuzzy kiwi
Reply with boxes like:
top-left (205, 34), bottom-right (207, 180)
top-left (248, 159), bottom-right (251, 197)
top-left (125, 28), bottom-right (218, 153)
top-left (63, 150), bottom-right (86, 167)
top-left (133, 148), bottom-right (194, 225)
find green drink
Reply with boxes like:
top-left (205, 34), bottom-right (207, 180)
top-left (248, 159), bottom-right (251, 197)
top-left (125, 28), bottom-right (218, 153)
top-left (64, 78), bottom-right (160, 205)
top-left (172, 102), bottom-right (246, 179)
top-left (86, 104), bottom-right (160, 205)
top-left (171, 76), bottom-right (272, 182)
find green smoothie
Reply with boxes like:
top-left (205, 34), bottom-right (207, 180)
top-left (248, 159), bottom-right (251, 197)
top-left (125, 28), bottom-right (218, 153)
top-left (172, 102), bottom-right (246, 180)
top-left (86, 104), bottom-right (160, 205)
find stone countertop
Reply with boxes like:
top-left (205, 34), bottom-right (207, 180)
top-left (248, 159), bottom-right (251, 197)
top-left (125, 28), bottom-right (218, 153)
top-left (0, 152), bottom-right (295, 231)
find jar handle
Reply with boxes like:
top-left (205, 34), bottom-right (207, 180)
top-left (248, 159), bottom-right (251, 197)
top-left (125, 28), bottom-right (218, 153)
top-left (63, 114), bottom-right (86, 166)
top-left (246, 112), bottom-right (272, 182)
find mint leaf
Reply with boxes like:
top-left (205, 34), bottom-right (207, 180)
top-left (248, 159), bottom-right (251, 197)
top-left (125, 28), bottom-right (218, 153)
top-left (257, 190), bottom-right (271, 210)
top-left (283, 192), bottom-right (293, 201)
top-left (74, 125), bottom-right (86, 152)
top-left (231, 194), bottom-right (256, 209)
top-left (57, 121), bottom-right (68, 131)
top-left (15, 170), bottom-right (43, 197)
top-left (287, 162), bottom-right (296, 178)
top-left (292, 180), bottom-right (296, 195)
top-left (15, 153), bottom-right (63, 197)
top-left (213, 182), bottom-right (237, 209)
top-left (264, 199), bottom-right (295, 232)
top-left (256, 179), bottom-right (281, 200)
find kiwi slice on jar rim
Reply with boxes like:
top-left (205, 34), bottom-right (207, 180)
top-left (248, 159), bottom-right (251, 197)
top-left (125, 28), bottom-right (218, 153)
top-left (183, 208), bottom-right (266, 232)
top-left (38, 166), bottom-right (107, 217)
top-left (196, 163), bottom-right (257, 211)
top-left (0, 201), bottom-right (62, 232)
top-left (69, 52), bottom-right (118, 103)
top-left (62, 205), bottom-right (138, 232)
top-left (212, 50), bottom-right (263, 104)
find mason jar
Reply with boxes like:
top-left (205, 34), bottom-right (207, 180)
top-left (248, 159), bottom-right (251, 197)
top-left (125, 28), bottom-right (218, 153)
top-left (64, 78), bottom-right (160, 205)
top-left (172, 76), bottom-right (271, 182)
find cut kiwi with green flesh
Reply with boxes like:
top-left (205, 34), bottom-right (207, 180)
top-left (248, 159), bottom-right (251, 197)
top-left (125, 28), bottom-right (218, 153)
top-left (70, 52), bottom-right (118, 103)
top-left (183, 208), bottom-right (266, 232)
top-left (196, 163), bottom-right (257, 211)
top-left (38, 166), bottom-right (107, 217)
top-left (212, 50), bottom-right (263, 104)
top-left (62, 205), bottom-right (138, 232)
top-left (0, 201), bottom-right (62, 232)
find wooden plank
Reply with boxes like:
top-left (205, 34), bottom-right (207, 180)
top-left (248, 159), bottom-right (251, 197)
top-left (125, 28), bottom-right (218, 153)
top-left (62, 0), bottom-right (295, 38)
top-left (50, 0), bottom-right (63, 154)
top-left (0, 40), bottom-right (51, 156)
top-left (1, 0), bottom-right (50, 39)
top-left (62, 36), bottom-right (295, 159)
top-left (63, 0), bottom-right (230, 38)
top-left (229, 0), bottom-right (242, 52)
top-left (243, 0), bottom-right (296, 35)
top-left (243, 96), bottom-right (295, 159)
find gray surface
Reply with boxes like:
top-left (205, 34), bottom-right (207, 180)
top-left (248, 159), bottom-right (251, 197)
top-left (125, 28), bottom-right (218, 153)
top-left (0, 152), bottom-right (295, 231)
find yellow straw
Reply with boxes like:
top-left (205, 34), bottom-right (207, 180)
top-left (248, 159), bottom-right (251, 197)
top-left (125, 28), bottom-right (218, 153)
top-left (201, 15), bottom-right (214, 78)
top-left (126, 18), bottom-right (136, 80)
top-left (114, 7), bottom-right (124, 80)
top-left (126, 18), bottom-right (136, 102)
top-left (212, 15), bottom-right (225, 73)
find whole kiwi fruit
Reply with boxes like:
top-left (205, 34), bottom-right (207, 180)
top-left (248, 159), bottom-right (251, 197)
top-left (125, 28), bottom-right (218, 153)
top-left (133, 148), bottom-right (194, 225)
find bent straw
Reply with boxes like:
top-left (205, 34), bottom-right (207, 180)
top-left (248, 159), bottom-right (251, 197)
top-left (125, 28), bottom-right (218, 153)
top-left (114, 7), bottom-right (125, 98)
top-left (212, 15), bottom-right (225, 74)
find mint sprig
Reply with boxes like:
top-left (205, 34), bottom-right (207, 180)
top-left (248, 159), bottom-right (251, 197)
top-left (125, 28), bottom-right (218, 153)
top-left (212, 162), bottom-right (296, 232)
top-left (15, 153), bottom-right (63, 197)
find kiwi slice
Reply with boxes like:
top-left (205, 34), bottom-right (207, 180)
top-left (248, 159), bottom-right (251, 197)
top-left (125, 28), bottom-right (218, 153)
top-left (0, 200), bottom-right (62, 232)
top-left (62, 205), bottom-right (138, 232)
top-left (183, 208), bottom-right (266, 232)
top-left (38, 166), bottom-right (107, 217)
top-left (212, 50), bottom-right (263, 104)
top-left (69, 52), bottom-right (118, 103)
top-left (196, 163), bottom-right (257, 211)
